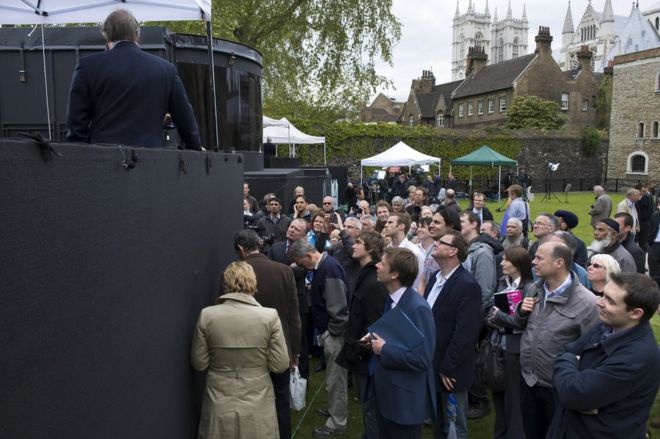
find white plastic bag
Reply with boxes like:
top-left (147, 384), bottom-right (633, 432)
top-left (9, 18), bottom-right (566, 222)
top-left (289, 366), bottom-right (307, 411)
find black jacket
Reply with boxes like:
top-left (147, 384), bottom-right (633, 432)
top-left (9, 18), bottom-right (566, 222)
top-left (67, 42), bottom-right (200, 148)
top-left (424, 264), bottom-right (482, 392)
top-left (335, 261), bottom-right (388, 372)
top-left (551, 322), bottom-right (660, 439)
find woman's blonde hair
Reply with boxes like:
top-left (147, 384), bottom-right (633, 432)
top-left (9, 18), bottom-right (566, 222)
top-left (589, 254), bottom-right (621, 283)
top-left (222, 261), bottom-right (257, 294)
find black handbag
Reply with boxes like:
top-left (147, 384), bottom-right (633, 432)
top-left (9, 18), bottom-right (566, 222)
top-left (476, 330), bottom-right (506, 393)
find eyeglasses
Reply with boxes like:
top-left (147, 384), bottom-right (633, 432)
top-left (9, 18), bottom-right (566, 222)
top-left (437, 240), bottom-right (457, 249)
top-left (533, 221), bottom-right (551, 227)
top-left (588, 262), bottom-right (604, 269)
top-left (323, 202), bottom-right (332, 205)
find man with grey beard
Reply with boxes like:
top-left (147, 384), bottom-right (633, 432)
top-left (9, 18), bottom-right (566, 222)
top-left (587, 219), bottom-right (636, 273)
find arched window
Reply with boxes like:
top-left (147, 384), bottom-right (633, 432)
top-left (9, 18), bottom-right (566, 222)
top-left (653, 121), bottom-right (659, 138)
top-left (436, 113), bottom-right (445, 128)
top-left (459, 34), bottom-right (465, 59)
top-left (498, 38), bottom-right (504, 63)
top-left (627, 152), bottom-right (649, 174)
top-left (656, 17), bottom-right (659, 30)
top-left (656, 72), bottom-right (660, 91)
top-left (638, 122), bottom-right (645, 138)
top-left (512, 37), bottom-right (519, 58)
top-left (409, 115), bottom-right (414, 127)
top-left (475, 32), bottom-right (483, 48)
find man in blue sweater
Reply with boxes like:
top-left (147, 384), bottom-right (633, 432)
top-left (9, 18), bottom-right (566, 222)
top-left (551, 272), bottom-right (660, 438)
top-left (290, 240), bottom-right (349, 438)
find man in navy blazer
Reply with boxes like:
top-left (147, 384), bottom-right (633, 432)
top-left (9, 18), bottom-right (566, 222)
top-left (66, 9), bottom-right (201, 149)
top-left (424, 229), bottom-right (482, 439)
top-left (367, 247), bottom-right (436, 439)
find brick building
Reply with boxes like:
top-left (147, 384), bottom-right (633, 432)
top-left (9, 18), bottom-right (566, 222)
top-left (451, 27), bottom-right (602, 130)
top-left (360, 93), bottom-right (405, 123)
top-left (397, 71), bottom-right (462, 128)
top-left (607, 47), bottom-right (660, 181)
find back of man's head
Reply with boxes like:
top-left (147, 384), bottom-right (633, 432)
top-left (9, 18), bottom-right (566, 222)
top-left (549, 231), bottom-right (577, 254)
top-left (609, 272), bottom-right (660, 325)
top-left (102, 9), bottom-right (140, 43)
top-left (289, 239), bottom-right (317, 260)
top-left (383, 247), bottom-right (418, 287)
top-left (234, 229), bottom-right (261, 254)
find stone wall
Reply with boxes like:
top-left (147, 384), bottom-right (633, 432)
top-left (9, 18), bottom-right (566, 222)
top-left (608, 48), bottom-right (660, 182)
top-left (517, 134), bottom-right (608, 192)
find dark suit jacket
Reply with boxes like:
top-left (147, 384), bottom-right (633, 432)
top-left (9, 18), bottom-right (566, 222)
top-left (267, 241), bottom-right (309, 313)
top-left (374, 287), bottom-right (437, 425)
top-left (66, 42), bottom-right (201, 149)
top-left (424, 264), bottom-right (482, 392)
top-left (244, 253), bottom-right (301, 360)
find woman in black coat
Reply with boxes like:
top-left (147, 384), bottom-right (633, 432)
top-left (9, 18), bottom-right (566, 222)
top-left (487, 245), bottom-right (534, 439)
top-left (336, 231), bottom-right (388, 439)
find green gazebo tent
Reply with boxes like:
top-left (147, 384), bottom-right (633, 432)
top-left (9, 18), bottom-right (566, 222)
top-left (450, 145), bottom-right (518, 201)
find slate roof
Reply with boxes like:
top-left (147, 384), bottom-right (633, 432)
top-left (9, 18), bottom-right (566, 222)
top-left (451, 54), bottom-right (536, 99)
top-left (414, 80), bottom-right (463, 118)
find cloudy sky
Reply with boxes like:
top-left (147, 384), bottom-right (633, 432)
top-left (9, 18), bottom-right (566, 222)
top-left (373, 0), bottom-right (638, 100)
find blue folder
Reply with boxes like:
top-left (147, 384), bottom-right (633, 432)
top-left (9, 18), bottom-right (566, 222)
top-left (368, 306), bottom-right (425, 350)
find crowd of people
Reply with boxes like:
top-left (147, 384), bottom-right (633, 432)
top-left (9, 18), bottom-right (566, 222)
top-left (192, 176), bottom-right (660, 439)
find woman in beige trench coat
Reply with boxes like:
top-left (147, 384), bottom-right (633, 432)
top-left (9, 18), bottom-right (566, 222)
top-left (191, 261), bottom-right (289, 438)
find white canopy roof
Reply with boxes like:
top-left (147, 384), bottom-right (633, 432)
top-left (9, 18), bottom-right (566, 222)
top-left (263, 116), bottom-right (290, 128)
top-left (0, 0), bottom-right (211, 25)
top-left (262, 117), bottom-right (325, 145)
top-left (361, 141), bottom-right (440, 167)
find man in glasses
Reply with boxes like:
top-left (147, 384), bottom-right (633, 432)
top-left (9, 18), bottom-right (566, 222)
top-left (423, 229), bottom-right (482, 439)
top-left (322, 196), bottom-right (343, 227)
top-left (528, 213), bottom-right (559, 260)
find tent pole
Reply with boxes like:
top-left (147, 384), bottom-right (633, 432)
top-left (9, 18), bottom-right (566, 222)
top-left (470, 166), bottom-right (473, 193)
top-left (360, 166), bottom-right (363, 187)
top-left (324, 143), bottom-right (327, 166)
top-left (206, 19), bottom-right (220, 152)
top-left (498, 166), bottom-right (502, 202)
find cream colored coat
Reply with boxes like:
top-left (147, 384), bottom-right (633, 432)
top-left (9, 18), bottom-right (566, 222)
top-left (191, 293), bottom-right (289, 439)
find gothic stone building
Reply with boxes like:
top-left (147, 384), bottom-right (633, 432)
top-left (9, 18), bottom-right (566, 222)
top-left (560, 0), bottom-right (660, 72)
top-left (451, 0), bottom-right (529, 80)
top-left (607, 47), bottom-right (660, 181)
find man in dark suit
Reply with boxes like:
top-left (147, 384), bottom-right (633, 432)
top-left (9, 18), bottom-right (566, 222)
top-left (66, 9), bottom-right (201, 149)
top-left (234, 230), bottom-right (301, 439)
top-left (366, 247), bottom-right (436, 439)
top-left (424, 229), bottom-right (482, 439)
top-left (267, 218), bottom-right (311, 378)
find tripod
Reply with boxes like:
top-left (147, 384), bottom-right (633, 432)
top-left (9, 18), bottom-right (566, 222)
top-left (541, 167), bottom-right (562, 202)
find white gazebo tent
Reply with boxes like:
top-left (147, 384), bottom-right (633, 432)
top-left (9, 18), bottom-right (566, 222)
top-left (0, 1), bottom-right (215, 145)
top-left (262, 117), bottom-right (327, 165)
top-left (359, 141), bottom-right (441, 183)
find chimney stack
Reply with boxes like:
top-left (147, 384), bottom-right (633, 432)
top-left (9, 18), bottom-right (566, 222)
top-left (534, 26), bottom-right (553, 57)
top-left (577, 45), bottom-right (593, 73)
top-left (466, 46), bottom-right (488, 76)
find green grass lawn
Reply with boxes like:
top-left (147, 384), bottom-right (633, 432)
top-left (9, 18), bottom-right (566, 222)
top-left (291, 192), bottom-right (659, 438)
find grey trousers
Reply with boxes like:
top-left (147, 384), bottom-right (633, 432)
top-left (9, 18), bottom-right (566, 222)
top-left (321, 331), bottom-right (348, 430)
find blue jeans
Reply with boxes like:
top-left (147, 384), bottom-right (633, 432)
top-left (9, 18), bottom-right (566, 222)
top-left (433, 390), bottom-right (468, 439)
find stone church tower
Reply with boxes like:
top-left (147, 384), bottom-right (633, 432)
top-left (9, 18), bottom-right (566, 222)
top-left (452, 1), bottom-right (529, 80)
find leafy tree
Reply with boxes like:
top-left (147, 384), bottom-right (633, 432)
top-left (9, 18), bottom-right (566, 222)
top-left (581, 127), bottom-right (602, 156)
top-left (159, 0), bottom-right (401, 120)
top-left (506, 95), bottom-right (567, 130)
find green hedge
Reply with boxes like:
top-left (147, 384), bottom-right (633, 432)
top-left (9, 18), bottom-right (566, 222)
top-left (276, 122), bottom-right (522, 181)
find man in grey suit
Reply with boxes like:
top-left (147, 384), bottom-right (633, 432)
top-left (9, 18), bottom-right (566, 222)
top-left (588, 185), bottom-right (612, 229)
